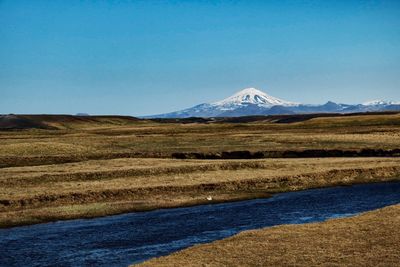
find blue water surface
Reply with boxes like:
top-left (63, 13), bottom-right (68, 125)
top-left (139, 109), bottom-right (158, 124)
top-left (1, 181), bottom-right (399, 267)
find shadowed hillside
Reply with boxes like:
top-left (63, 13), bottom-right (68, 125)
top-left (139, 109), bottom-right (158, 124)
top-left (0, 114), bottom-right (142, 130)
top-left (149, 111), bottom-right (400, 124)
top-left (2, 112), bottom-right (399, 130)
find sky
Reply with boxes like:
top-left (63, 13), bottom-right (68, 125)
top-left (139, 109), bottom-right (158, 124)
top-left (1, 0), bottom-right (400, 116)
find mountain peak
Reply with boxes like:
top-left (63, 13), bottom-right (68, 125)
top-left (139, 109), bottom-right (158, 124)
top-left (212, 87), bottom-right (298, 109)
top-left (235, 87), bottom-right (265, 95)
top-left (146, 87), bottom-right (400, 118)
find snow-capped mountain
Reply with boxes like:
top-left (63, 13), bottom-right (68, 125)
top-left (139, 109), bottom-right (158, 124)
top-left (146, 87), bottom-right (400, 118)
top-left (211, 87), bottom-right (298, 110)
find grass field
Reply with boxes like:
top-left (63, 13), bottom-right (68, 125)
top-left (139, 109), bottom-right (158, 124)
top-left (1, 112), bottom-right (400, 227)
top-left (138, 204), bottom-right (400, 266)
top-left (1, 113), bottom-right (400, 167)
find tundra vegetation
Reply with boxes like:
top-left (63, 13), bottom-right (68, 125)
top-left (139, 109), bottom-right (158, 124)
top-left (0, 112), bottom-right (400, 228)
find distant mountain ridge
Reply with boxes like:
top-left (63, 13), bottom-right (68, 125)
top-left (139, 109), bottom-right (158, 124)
top-left (147, 87), bottom-right (400, 118)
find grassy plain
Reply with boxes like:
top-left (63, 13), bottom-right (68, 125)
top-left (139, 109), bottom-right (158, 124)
top-left (1, 113), bottom-right (400, 167)
top-left (138, 204), bottom-right (400, 266)
top-left (0, 112), bottom-right (400, 227)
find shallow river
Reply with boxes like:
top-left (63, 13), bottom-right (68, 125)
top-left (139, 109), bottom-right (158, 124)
top-left (1, 181), bottom-right (400, 267)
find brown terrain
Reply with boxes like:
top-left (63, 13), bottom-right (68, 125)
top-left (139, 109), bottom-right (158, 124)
top-left (138, 204), bottom-right (400, 266)
top-left (0, 112), bottom-right (399, 228)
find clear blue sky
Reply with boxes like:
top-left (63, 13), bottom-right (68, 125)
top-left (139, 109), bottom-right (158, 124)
top-left (1, 0), bottom-right (399, 116)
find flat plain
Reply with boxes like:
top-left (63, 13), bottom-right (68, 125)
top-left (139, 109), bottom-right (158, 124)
top-left (1, 112), bottom-right (400, 227)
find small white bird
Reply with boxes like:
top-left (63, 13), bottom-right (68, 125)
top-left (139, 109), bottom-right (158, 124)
top-left (206, 196), bottom-right (213, 201)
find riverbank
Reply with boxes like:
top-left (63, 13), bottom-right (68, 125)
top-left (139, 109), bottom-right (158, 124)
top-left (1, 157), bottom-right (400, 228)
top-left (1, 113), bottom-right (400, 228)
top-left (2, 182), bottom-right (399, 266)
top-left (138, 203), bottom-right (400, 266)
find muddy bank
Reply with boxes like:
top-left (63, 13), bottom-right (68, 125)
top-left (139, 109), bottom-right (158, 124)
top-left (0, 161), bottom-right (266, 186)
top-left (0, 152), bottom-right (168, 168)
top-left (0, 191), bottom-right (271, 229)
top-left (2, 148), bottom-right (400, 168)
top-left (1, 165), bottom-right (400, 228)
top-left (172, 149), bottom-right (400, 159)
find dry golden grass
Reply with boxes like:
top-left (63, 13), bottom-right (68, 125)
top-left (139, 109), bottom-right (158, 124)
top-left (1, 113), bottom-right (400, 167)
top-left (1, 113), bottom-right (399, 227)
top-left (1, 157), bottom-right (400, 227)
top-left (138, 204), bottom-right (400, 267)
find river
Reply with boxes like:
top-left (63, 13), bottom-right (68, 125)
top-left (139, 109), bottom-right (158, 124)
top-left (1, 181), bottom-right (399, 267)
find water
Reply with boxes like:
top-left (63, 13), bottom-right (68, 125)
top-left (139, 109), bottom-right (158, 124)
top-left (1, 182), bottom-right (399, 267)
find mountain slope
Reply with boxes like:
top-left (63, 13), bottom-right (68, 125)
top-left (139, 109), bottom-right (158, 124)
top-left (212, 87), bottom-right (298, 110)
top-left (146, 87), bottom-right (400, 118)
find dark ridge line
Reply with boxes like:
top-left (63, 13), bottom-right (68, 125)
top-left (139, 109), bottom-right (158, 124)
top-left (148, 111), bottom-right (400, 124)
top-left (171, 149), bottom-right (400, 159)
top-left (0, 114), bottom-right (142, 131)
top-left (1, 149), bottom-right (400, 169)
top-left (1, 111), bottom-right (399, 131)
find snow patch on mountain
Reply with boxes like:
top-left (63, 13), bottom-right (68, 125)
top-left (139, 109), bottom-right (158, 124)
top-left (144, 87), bottom-right (400, 118)
top-left (211, 88), bottom-right (298, 110)
top-left (363, 100), bottom-right (400, 106)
